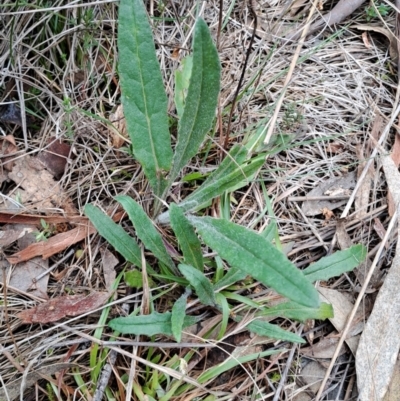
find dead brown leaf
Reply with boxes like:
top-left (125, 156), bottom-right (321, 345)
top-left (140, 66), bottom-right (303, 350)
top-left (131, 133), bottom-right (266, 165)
top-left (289, 360), bottom-right (326, 401)
top-left (302, 171), bottom-right (356, 216)
top-left (100, 247), bottom-right (118, 291)
top-left (321, 207), bottom-right (334, 220)
top-left (354, 24), bottom-right (398, 64)
top-left (318, 287), bottom-right (363, 355)
top-left (6, 210), bottom-right (124, 263)
top-left (109, 105), bottom-right (128, 148)
top-left (37, 137), bottom-right (72, 179)
top-left (391, 133), bottom-right (400, 168)
top-left (0, 135), bottom-right (18, 171)
top-left (8, 225), bottom-right (49, 299)
top-left (0, 211), bottom-right (87, 225)
top-left (0, 224), bottom-right (34, 247)
top-left (361, 31), bottom-right (371, 48)
top-left (17, 291), bottom-right (110, 323)
top-left (6, 223), bottom-right (95, 264)
top-left (8, 154), bottom-right (77, 214)
top-left (373, 217), bottom-right (387, 244)
top-left (301, 335), bottom-right (346, 359)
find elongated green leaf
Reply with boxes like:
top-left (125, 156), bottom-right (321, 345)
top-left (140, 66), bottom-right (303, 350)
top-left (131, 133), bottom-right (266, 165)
top-left (303, 244), bottom-right (367, 283)
top-left (178, 264), bottom-right (216, 306)
top-left (215, 293), bottom-right (230, 340)
top-left (258, 301), bottom-right (333, 321)
top-left (170, 18), bottom-right (220, 182)
top-left (84, 204), bottom-right (141, 266)
top-left (179, 155), bottom-right (264, 213)
top-left (198, 349), bottom-right (280, 383)
top-left (157, 145), bottom-right (264, 224)
top-left (246, 319), bottom-right (305, 343)
top-left (170, 203), bottom-right (204, 272)
top-left (221, 291), bottom-right (262, 308)
top-left (118, 0), bottom-right (172, 195)
top-left (171, 289), bottom-right (190, 342)
top-left (174, 55), bottom-right (193, 119)
top-left (190, 217), bottom-right (320, 308)
top-left (108, 311), bottom-right (200, 335)
top-left (115, 196), bottom-right (177, 273)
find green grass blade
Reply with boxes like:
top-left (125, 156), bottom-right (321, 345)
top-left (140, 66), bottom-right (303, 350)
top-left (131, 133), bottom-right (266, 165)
top-left (303, 244), bottom-right (367, 283)
top-left (84, 204), bottom-right (142, 267)
top-left (178, 263), bottom-right (216, 306)
top-left (115, 195), bottom-right (177, 273)
top-left (118, 0), bottom-right (172, 196)
top-left (189, 216), bottom-right (320, 308)
top-left (169, 18), bottom-right (220, 182)
top-left (198, 349), bottom-right (280, 384)
top-left (171, 290), bottom-right (190, 342)
top-left (170, 203), bottom-right (204, 272)
top-left (108, 311), bottom-right (200, 335)
top-left (215, 293), bottom-right (230, 340)
top-left (258, 301), bottom-right (333, 321)
top-left (246, 319), bottom-right (305, 343)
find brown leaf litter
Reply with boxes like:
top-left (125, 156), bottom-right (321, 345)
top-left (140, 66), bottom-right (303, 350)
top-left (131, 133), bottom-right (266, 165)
top-left (17, 291), bottom-right (110, 324)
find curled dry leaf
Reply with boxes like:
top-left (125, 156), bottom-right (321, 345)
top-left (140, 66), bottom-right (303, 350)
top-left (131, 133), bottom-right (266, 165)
top-left (354, 25), bottom-right (398, 64)
top-left (17, 291), bottom-right (110, 323)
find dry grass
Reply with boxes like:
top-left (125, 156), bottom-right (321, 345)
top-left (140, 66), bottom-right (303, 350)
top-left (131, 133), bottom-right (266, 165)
top-left (0, 0), bottom-right (397, 400)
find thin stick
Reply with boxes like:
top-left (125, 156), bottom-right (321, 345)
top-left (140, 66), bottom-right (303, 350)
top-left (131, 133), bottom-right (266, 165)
top-left (264, 0), bottom-right (319, 145)
top-left (223, 0), bottom-right (257, 150)
top-left (288, 195), bottom-right (350, 202)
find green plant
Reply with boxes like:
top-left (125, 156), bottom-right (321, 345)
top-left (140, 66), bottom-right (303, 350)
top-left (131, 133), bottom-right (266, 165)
top-left (85, 0), bottom-right (366, 394)
top-left (34, 218), bottom-right (54, 242)
top-left (365, 2), bottom-right (391, 21)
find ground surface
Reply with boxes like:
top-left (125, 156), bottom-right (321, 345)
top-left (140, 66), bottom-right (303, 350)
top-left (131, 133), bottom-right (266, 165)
top-left (0, 1), bottom-right (398, 400)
